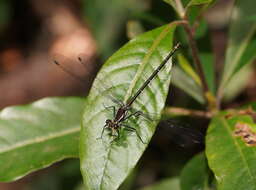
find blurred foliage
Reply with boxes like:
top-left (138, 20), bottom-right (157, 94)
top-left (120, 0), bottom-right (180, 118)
top-left (25, 159), bottom-right (82, 190)
top-left (180, 152), bottom-right (209, 190)
top-left (140, 177), bottom-right (180, 190)
top-left (0, 0), bottom-right (10, 31)
top-left (82, 0), bottom-right (150, 59)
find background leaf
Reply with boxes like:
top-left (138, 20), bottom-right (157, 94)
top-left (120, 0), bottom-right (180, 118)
top-left (82, 0), bottom-right (149, 58)
top-left (172, 66), bottom-right (205, 104)
top-left (0, 97), bottom-right (84, 182)
top-left (163, 0), bottom-right (215, 22)
top-left (206, 112), bottom-right (256, 190)
top-left (177, 54), bottom-right (201, 86)
top-left (180, 152), bottom-right (209, 190)
top-left (223, 64), bottom-right (253, 102)
top-left (80, 24), bottom-right (177, 190)
top-left (0, 0), bottom-right (10, 31)
top-left (174, 19), bottom-right (215, 99)
top-left (219, 0), bottom-right (256, 99)
top-left (199, 52), bottom-right (215, 94)
top-left (232, 39), bottom-right (256, 76)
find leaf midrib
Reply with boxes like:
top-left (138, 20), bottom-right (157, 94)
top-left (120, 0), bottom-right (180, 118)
top-left (221, 117), bottom-right (256, 186)
top-left (0, 127), bottom-right (80, 154)
top-left (99, 24), bottom-right (175, 189)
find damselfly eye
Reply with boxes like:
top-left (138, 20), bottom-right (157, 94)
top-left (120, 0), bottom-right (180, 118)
top-left (106, 119), bottom-right (111, 124)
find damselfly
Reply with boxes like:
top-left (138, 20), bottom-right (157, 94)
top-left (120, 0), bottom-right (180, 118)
top-left (99, 43), bottom-right (180, 143)
top-left (53, 43), bottom-right (180, 144)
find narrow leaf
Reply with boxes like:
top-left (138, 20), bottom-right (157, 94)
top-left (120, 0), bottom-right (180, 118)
top-left (233, 38), bottom-right (256, 76)
top-left (80, 24), bottom-right (177, 190)
top-left (172, 66), bottom-right (205, 104)
top-left (0, 97), bottom-right (84, 182)
top-left (177, 54), bottom-right (202, 86)
top-left (206, 113), bottom-right (256, 190)
top-left (223, 64), bottom-right (253, 102)
top-left (199, 52), bottom-right (215, 94)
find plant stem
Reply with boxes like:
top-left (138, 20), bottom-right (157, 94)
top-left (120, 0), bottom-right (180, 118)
top-left (183, 21), bottom-right (218, 111)
top-left (173, 0), bottom-right (218, 111)
top-left (163, 106), bottom-right (256, 119)
top-left (182, 21), bottom-right (209, 94)
top-left (174, 0), bottom-right (185, 17)
top-left (163, 107), bottom-right (212, 118)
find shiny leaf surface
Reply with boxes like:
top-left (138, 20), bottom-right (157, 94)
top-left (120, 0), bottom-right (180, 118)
top-left (0, 97), bottom-right (85, 182)
top-left (80, 24), bottom-right (177, 190)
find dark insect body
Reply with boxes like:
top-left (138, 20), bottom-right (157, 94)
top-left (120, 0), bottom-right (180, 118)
top-left (53, 43), bottom-right (180, 144)
top-left (99, 43), bottom-right (180, 143)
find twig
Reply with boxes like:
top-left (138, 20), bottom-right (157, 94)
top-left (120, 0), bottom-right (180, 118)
top-left (173, 0), bottom-right (218, 111)
top-left (163, 107), bottom-right (212, 118)
top-left (182, 20), bottom-right (209, 95)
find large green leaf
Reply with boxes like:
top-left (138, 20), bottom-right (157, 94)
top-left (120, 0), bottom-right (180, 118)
top-left (206, 112), bottom-right (256, 190)
top-left (219, 0), bottom-right (256, 98)
top-left (0, 97), bottom-right (84, 182)
top-left (180, 152), bottom-right (208, 190)
top-left (80, 25), bottom-right (177, 190)
top-left (140, 177), bottom-right (180, 190)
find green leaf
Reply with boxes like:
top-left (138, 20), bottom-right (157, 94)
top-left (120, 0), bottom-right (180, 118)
top-left (223, 63), bottom-right (253, 102)
top-left (140, 177), bottom-right (180, 190)
top-left (206, 113), bottom-right (256, 190)
top-left (0, 97), bottom-right (84, 182)
top-left (177, 54), bottom-right (202, 86)
top-left (163, 0), bottom-right (214, 23)
top-left (180, 152), bottom-right (208, 190)
top-left (186, 0), bottom-right (215, 24)
top-left (233, 39), bottom-right (256, 76)
top-left (219, 0), bottom-right (256, 97)
top-left (172, 66), bottom-right (205, 104)
top-left (174, 20), bottom-right (215, 98)
top-left (80, 24), bottom-right (177, 190)
top-left (199, 52), bottom-right (215, 94)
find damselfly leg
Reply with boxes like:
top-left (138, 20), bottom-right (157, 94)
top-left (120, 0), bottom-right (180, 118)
top-left (53, 43), bottom-right (181, 144)
top-left (98, 43), bottom-right (180, 143)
